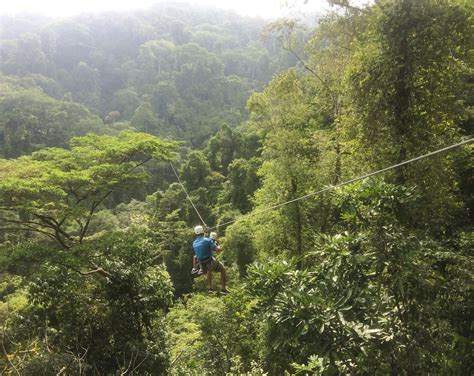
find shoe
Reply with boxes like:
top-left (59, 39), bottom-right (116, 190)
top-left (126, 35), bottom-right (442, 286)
top-left (190, 268), bottom-right (200, 279)
top-left (220, 288), bottom-right (230, 295)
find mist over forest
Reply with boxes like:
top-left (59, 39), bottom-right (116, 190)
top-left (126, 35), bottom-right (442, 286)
top-left (0, 2), bottom-right (303, 151)
top-left (0, 0), bottom-right (473, 374)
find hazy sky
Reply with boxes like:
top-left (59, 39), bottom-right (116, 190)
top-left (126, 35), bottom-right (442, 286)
top-left (0, 0), bottom-right (330, 19)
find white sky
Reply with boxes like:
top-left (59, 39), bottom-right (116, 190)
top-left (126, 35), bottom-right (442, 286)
top-left (0, 0), bottom-right (330, 19)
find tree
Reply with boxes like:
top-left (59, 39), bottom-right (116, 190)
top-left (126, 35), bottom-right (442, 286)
top-left (151, 81), bottom-right (179, 128)
top-left (110, 88), bottom-right (140, 120)
top-left (0, 78), bottom-right (103, 158)
top-left (0, 131), bottom-right (178, 374)
top-left (247, 70), bottom-right (331, 259)
top-left (2, 230), bottom-right (174, 375)
top-left (136, 39), bottom-right (177, 87)
top-left (206, 124), bottom-right (240, 174)
top-left (70, 61), bottom-right (101, 111)
top-left (11, 33), bottom-right (47, 75)
top-left (0, 131), bottom-right (177, 249)
top-left (150, 217), bottom-right (195, 296)
top-left (41, 19), bottom-right (94, 70)
top-left (224, 158), bottom-right (260, 213)
top-left (343, 0), bottom-right (473, 232)
top-left (221, 220), bottom-right (256, 278)
top-left (131, 100), bottom-right (163, 135)
top-left (179, 150), bottom-right (211, 192)
top-left (245, 179), bottom-right (473, 374)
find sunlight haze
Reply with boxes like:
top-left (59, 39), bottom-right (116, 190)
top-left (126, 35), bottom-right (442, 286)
top-left (0, 0), bottom-right (328, 19)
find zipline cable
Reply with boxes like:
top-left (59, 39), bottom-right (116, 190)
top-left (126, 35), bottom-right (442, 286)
top-left (170, 162), bottom-right (208, 227)
top-left (209, 137), bottom-right (473, 230)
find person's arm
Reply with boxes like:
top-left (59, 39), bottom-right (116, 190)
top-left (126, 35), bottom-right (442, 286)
top-left (209, 239), bottom-right (219, 255)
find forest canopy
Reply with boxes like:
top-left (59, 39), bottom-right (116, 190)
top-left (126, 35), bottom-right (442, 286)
top-left (0, 0), bottom-right (473, 374)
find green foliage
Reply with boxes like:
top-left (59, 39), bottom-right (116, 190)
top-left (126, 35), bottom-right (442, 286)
top-left (222, 221), bottom-right (256, 278)
top-left (131, 100), bottom-right (163, 135)
top-left (224, 157), bottom-right (260, 213)
top-left (110, 88), bottom-right (140, 120)
top-left (167, 291), bottom-right (261, 375)
top-left (248, 69), bottom-right (333, 258)
top-left (2, 230), bottom-right (173, 375)
top-left (180, 150), bottom-right (211, 191)
top-left (242, 3), bottom-right (473, 371)
top-left (0, 76), bottom-right (102, 158)
top-left (342, 0), bottom-right (472, 231)
top-left (0, 131), bottom-right (178, 248)
top-left (0, 4), bottom-right (291, 145)
top-left (1, 1), bottom-right (473, 374)
top-left (206, 124), bottom-right (240, 174)
top-left (150, 219), bottom-right (195, 296)
top-left (245, 180), bottom-right (473, 374)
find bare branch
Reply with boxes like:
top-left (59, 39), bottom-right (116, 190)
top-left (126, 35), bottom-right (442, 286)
top-left (130, 351), bottom-right (150, 374)
top-left (44, 314), bottom-right (52, 354)
top-left (81, 267), bottom-right (111, 278)
top-left (51, 260), bottom-right (112, 279)
top-left (265, 19), bottom-right (338, 112)
top-left (285, 45), bottom-right (338, 108)
top-left (170, 339), bottom-right (198, 367)
top-left (2, 326), bottom-right (21, 376)
top-left (327, 0), bottom-right (368, 13)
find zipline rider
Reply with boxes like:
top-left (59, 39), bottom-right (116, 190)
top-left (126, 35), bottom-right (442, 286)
top-left (192, 225), bottom-right (229, 294)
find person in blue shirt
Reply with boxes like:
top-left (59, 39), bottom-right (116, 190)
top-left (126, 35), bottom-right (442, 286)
top-left (192, 225), bottom-right (229, 294)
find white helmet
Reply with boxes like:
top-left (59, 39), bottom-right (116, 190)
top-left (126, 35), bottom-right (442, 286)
top-left (209, 232), bottom-right (218, 240)
top-left (194, 225), bottom-right (205, 235)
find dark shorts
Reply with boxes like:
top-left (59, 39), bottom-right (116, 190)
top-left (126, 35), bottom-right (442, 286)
top-left (200, 256), bottom-right (225, 273)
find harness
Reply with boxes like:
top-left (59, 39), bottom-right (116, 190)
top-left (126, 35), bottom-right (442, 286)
top-left (199, 255), bottom-right (215, 270)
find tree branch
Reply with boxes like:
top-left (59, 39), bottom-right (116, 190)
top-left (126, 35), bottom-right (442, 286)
top-left (0, 226), bottom-right (57, 241)
top-left (0, 217), bottom-right (55, 230)
top-left (1, 327), bottom-right (20, 376)
top-left (33, 214), bottom-right (71, 240)
top-left (327, 0), bottom-right (368, 13)
top-left (285, 45), bottom-right (338, 108)
top-left (170, 339), bottom-right (198, 367)
top-left (130, 351), bottom-right (149, 374)
top-left (51, 260), bottom-right (112, 279)
top-left (78, 157), bottom-right (152, 243)
top-left (81, 267), bottom-right (111, 277)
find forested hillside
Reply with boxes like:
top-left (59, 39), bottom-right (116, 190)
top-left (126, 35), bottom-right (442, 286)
top-left (1, 0), bottom-right (473, 374)
top-left (0, 2), bottom-right (297, 151)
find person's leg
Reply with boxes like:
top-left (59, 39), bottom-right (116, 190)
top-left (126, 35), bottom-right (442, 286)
top-left (196, 257), bottom-right (204, 274)
top-left (207, 269), bottom-right (213, 290)
top-left (213, 260), bottom-right (227, 292)
top-left (220, 268), bottom-right (226, 290)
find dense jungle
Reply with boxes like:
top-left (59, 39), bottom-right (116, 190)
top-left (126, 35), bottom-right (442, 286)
top-left (0, 0), bottom-right (473, 374)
